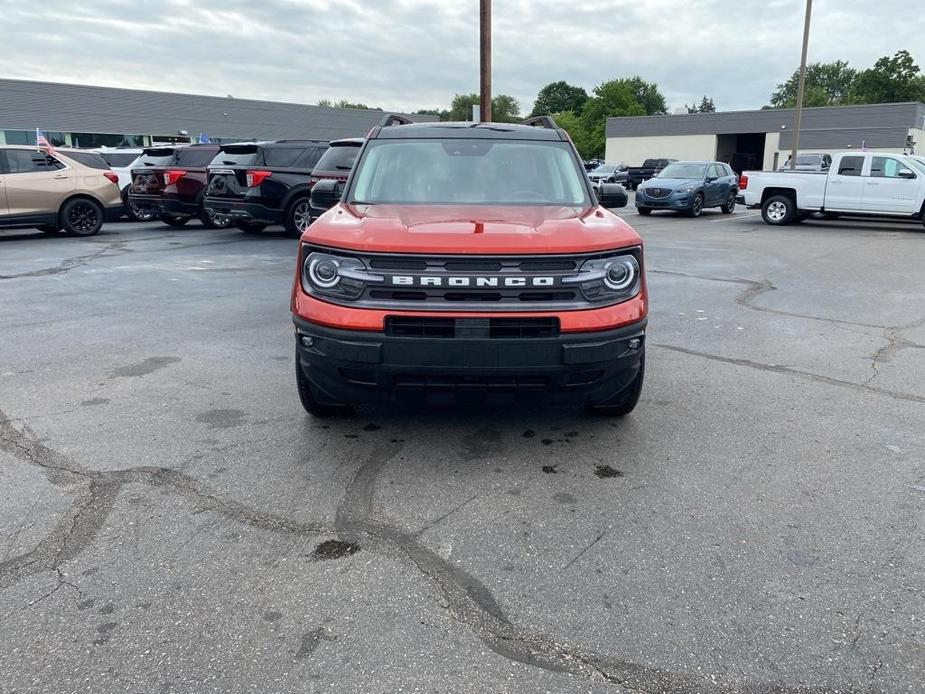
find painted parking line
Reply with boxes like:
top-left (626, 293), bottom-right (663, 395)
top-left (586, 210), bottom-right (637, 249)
top-left (712, 212), bottom-right (760, 222)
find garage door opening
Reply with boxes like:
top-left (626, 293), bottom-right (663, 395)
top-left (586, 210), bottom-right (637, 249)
top-left (716, 133), bottom-right (765, 173)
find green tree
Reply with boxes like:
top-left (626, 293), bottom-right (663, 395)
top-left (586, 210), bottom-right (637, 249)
top-left (334, 99), bottom-right (381, 110)
top-left (415, 108), bottom-right (451, 121)
top-left (579, 80), bottom-right (647, 157)
top-left (625, 76), bottom-right (668, 115)
top-left (770, 60), bottom-right (858, 107)
top-left (687, 95), bottom-right (716, 113)
top-left (553, 110), bottom-right (595, 160)
top-left (850, 50), bottom-right (925, 104)
top-left (530, 81), bottom-right (589, 117)
top-left (448, 93), bottom-right (521, 122)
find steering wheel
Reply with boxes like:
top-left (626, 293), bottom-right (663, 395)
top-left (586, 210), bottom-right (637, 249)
top-left (504, 190), bottom-right (545, 202)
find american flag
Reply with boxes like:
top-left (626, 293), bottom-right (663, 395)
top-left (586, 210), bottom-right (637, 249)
top-left (35, 128), bottom-right (55, 155)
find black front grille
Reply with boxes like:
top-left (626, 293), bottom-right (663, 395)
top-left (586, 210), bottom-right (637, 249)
top-left (394, 373), bottom-right (549, 388)
top-left (385, 316), bottom-right (560, 339)
top-left (645, 187), bottom-right (671, 199)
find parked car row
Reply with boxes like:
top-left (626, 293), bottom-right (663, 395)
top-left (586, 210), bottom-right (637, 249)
top-left (0, 135), bottom-right (369, 237)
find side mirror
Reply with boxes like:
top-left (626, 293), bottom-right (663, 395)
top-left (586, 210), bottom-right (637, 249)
top-left (309, 179), bottom-right (343, 213)
top-left (706, 176), bottom-right (718, 183)
top-left (597, 183), bottom-right (627, 209)
top-left (897, 168), bottom-right (916, 179)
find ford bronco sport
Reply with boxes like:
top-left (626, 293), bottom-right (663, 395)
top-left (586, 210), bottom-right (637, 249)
top-left (292, 115), bottom-right (646, 416)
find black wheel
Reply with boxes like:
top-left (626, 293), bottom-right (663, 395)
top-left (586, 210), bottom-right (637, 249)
top-left (60, 198), bottom-right (103, 236)
top-left (295, 348), bottom-right (350, 417)
top-left (721, 191), bottom-right (736, 214)
top-left (162, 215), bottom-right (189, 227)
top-left (687, 193), bottom-right (704, 218)
top-left (124, 188), bottom-right (155, 222)
top-left (589, 355), bottom-right (645, 417)
top-left (285, 197), bottom-right (312, 237)
top-left (236, 220), bottom-right (268, 233)
top-left (637, 207), bottom-right (652, 216)
top-left (199, 206), bottom-right (231, 229)
top-left (761, 195), bottom-right (796, 225)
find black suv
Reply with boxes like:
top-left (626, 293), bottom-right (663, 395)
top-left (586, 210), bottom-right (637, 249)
top-left (203, 140), bottom-right (329, 235)
top-left (307, 137), bottom-right (363, 222)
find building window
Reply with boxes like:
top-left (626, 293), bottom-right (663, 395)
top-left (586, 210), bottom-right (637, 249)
top-left (3, 129), bottom-right (66, 146)
top-left (69, 133), bottom-right (145, 148)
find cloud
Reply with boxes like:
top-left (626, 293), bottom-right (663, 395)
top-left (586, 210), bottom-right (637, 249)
top-left (0, 0), bottom-right (920, 114)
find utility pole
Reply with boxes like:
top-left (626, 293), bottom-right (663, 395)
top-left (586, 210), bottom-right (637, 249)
top-left (790, 0), bottom-right (813, 170)
top-left (479, 0), bottom-right (491, 122)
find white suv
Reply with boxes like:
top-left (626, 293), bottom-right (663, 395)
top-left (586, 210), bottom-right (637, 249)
top-left (94, 148), bottom-right (155, 221)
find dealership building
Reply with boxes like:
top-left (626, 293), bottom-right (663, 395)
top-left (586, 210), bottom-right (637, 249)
top-left (0, 78), bottom-right (432, 148)
top-left (605, 102), bottom-right (925, 171)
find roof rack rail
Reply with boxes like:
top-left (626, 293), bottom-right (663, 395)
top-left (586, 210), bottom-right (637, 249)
top-left (521, 115), bottom-right (559, 129)
top-left (378, 114), bottom-right (414, 127)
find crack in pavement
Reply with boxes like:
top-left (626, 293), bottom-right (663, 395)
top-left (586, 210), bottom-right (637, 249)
top-left (327, 439), bottom-right (857, 692)
top-left (0, 240), bottom-right (128, 280)
top-left (0, 411), bottom-right (330, 590)
top-left (0, 407), bottom-right (870, 691)
top-left (649, 268), bottom-right (888, 330)
top-left (653, 344), bottom-right (925, 405)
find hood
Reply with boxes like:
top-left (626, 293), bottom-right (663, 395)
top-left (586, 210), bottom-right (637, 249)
top-left (304, 204), bottom-right (642, 255)
top-left (642, 177), bottom-right (698, 189)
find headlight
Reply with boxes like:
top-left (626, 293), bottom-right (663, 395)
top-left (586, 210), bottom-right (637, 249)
top-left (563, 253), bottom-right (641, 304)
top-left (676, 185), bottom-right (694, 193)
top-left (301, 249), bottom-right (381, 301)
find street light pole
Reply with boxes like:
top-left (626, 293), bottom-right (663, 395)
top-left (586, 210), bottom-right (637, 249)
top-left (479, 0), bottom-right (492, 122)
top-left (790, 0), bottom-right (813, 170)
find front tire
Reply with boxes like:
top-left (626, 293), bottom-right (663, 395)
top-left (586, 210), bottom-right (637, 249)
top-left (285, 197), bottom-right (312, 237)
top-left (721, 191), bottom-right (736, 214)
top-left (295, 349), bottom-right (350, 417)
top-left (687, 193), bottom-right (704, 218)
top-left (637, 207), bottom-right (652, 216)
top-left (761, 195), bottom-right (796, 225)
top-left (589, 356), bottom-right (644, 417)
top-left (60, 198), bottom-right (103, 236)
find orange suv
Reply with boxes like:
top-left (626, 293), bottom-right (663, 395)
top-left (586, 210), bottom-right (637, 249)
top-left (0, 146), bottom-right (123, 236)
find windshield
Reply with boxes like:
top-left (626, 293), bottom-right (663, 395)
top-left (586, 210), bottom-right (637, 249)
top-left (905, 157), bottom-right (925, 175)
top-left (658, 163), bottom-right (706, 179)
top-left (350, 139), bottom-right (589, 206)
top-left (795, 155), bottom-right (822, 165)
top-left (591, 165), bottom-right (617, 173)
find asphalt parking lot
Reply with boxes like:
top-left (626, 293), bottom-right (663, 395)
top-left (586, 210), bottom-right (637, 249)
top-left (1, 205), bottom-right (923, 693)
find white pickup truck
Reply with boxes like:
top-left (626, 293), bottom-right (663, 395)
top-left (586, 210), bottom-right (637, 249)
top-left (738, 151), bottom-right (925, 228)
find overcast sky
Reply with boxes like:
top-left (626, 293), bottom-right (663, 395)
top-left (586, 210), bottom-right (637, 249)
top-left (1, 0), bottom-right (920, 114)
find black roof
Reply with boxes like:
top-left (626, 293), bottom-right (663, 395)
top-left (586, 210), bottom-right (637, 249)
top-left (372, 121), bottom-right (566, 141)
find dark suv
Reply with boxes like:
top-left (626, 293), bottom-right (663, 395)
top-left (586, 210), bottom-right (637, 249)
top-left (129, 144), bottom-right (230, 228)
top-left (306, 138), bottom-right (363, 222)
top-left (203, 140), bottom-right (329, 234)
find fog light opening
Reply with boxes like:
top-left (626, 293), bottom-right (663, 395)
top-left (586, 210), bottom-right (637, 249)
top-left (300, 335), bottom-right (314, 348)
top-left (628, 338), bottom-right (641, 350)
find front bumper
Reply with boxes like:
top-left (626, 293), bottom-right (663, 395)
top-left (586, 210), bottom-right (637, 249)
top-left (293, 317), bottom-right (646, 407)
top-left (203, 197), bottom-right (283, 226)
top-left (635, 190), bottom-right (693, 210)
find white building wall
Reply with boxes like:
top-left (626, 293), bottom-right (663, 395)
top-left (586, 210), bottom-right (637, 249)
top-left (763, 132), bottom-right (780, 170)
top-left (605, 134), bottom-right (717, 166)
